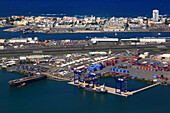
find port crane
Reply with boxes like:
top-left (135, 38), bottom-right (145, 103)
top-left (114, 77), bottom-right (128, 94)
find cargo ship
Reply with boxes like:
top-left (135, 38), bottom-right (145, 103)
top-left (8, 74), bottom-right (47, 87)
top-left (78, 83), bottom-right (107, 93)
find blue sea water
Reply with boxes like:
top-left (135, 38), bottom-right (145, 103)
top-left (0, 0), bottom-right (170, 17)
top-left (0, 70), bottom-right (170, 113)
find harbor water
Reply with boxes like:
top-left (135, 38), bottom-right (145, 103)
top-left (0, 70), bottom-right (170, 113)
top-left (1, 27), bottom-right (170, 40)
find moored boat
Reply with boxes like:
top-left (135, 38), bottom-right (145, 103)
top-left (8, 74), bottom-right (47, 87)
top-left (78, 83), bottom-right (107, 93)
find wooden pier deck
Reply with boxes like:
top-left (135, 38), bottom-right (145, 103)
top-left (68, 81), bottom-right (161, 97)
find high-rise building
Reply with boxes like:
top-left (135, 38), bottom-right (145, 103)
top-left (153, 9), bottom-right (159, 22)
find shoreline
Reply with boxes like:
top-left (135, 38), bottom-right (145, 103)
top-left (51, 30), bottom-right (170, 34)
top-left (0, 25), bottom-right (5, 28)
top-left (1, 68), bottom-right (169, 85)
top-left (3, 29), bottom-right (170, 34)
top-left (2, 26), bottom-right (170, 34)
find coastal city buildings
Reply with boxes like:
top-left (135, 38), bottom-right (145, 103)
top-left (0, 10), bottom-right (169, 33)
top-left (153, 9), bottom-right (159, 22)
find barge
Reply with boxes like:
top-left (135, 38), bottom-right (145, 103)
top-left (8, 74), bottom-right (47, 87)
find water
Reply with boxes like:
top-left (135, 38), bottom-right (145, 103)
top-left (0, 70), bottom-right (170, 113)
top-left (0, 0), bottom-right (170, 17)
top-left (1, 27), bottom-right (170, 40)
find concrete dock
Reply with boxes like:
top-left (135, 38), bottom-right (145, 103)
top-left (68, 81), bottom-right (161, 97)
top-left (129, 82), bottom-right (160, 95)
top-left (105, 86), bottom-right (129, 97)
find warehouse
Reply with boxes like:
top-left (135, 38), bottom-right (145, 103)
top-left (121, 38), bottom-right (139, 42)
top-left (156, 54), bottom-right (170, 61)
top-left (89, 52), bottom-right (107, 56)
top-left (139, 38), bottom-right (166, 43)
top-left (91, 37), bottom-right (118, 43)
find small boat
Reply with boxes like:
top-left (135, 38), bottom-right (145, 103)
top-left (17, 83), bottom-right (26, 87)
top-left (158, 33), bottom-right (161, 35)
top-left (115, 33), bottom-right (117, 36)
top-left (78, 83), bottom-right (107, 93)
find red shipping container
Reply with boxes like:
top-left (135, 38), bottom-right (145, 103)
top-left (157, 75), bottom-right (161, 78)
top-left (168, 77), bottom-right (170, 81)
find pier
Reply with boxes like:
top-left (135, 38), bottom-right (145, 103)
top-left (129, 82), bottom-right (161, 95)
top-left (105, 86), bottom-right (129, 97)
top-left (68, 81), bottom-right (161, 97)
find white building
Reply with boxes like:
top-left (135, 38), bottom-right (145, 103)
top-left (89, 52), bottom-right (107, 56)
top-left (19, 56), bottom-right (27, 60)
top-left (0, 39), bottom-right (5, 43)
top-left (91, 37), bottom-right (118, 43)
top-left (156, 54), bottom-right (170, 61)
top-left (8, 37), bottom-right (39, 44)
top-left (0, 46), bottom-right (4, 50)
top-left (121, 38), bottom-right (139, 42)
top-left (153, 9), bottom-right (159, 22)
top-left (9, 38), bottom-right (28, 43)
top-left (26, 55), bottom-right (52, 59)
top-left (139, 38), bottom-right (166, 43)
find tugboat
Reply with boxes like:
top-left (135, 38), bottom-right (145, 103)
top-left (78, 82), bottom-right (107, 93)
top-left (8, 74), bottom-right (47, 87)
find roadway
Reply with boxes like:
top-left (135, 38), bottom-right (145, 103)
top-left (0, 44), bottom-right (169, 55)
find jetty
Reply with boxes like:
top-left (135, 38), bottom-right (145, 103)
top-left (129, 82), bottom-right (161, 95)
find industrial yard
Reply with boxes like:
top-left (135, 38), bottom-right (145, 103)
top-left (1, 46), bottom-right (170, 96)
top-left (1, 35), bottom-right (170, 97)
